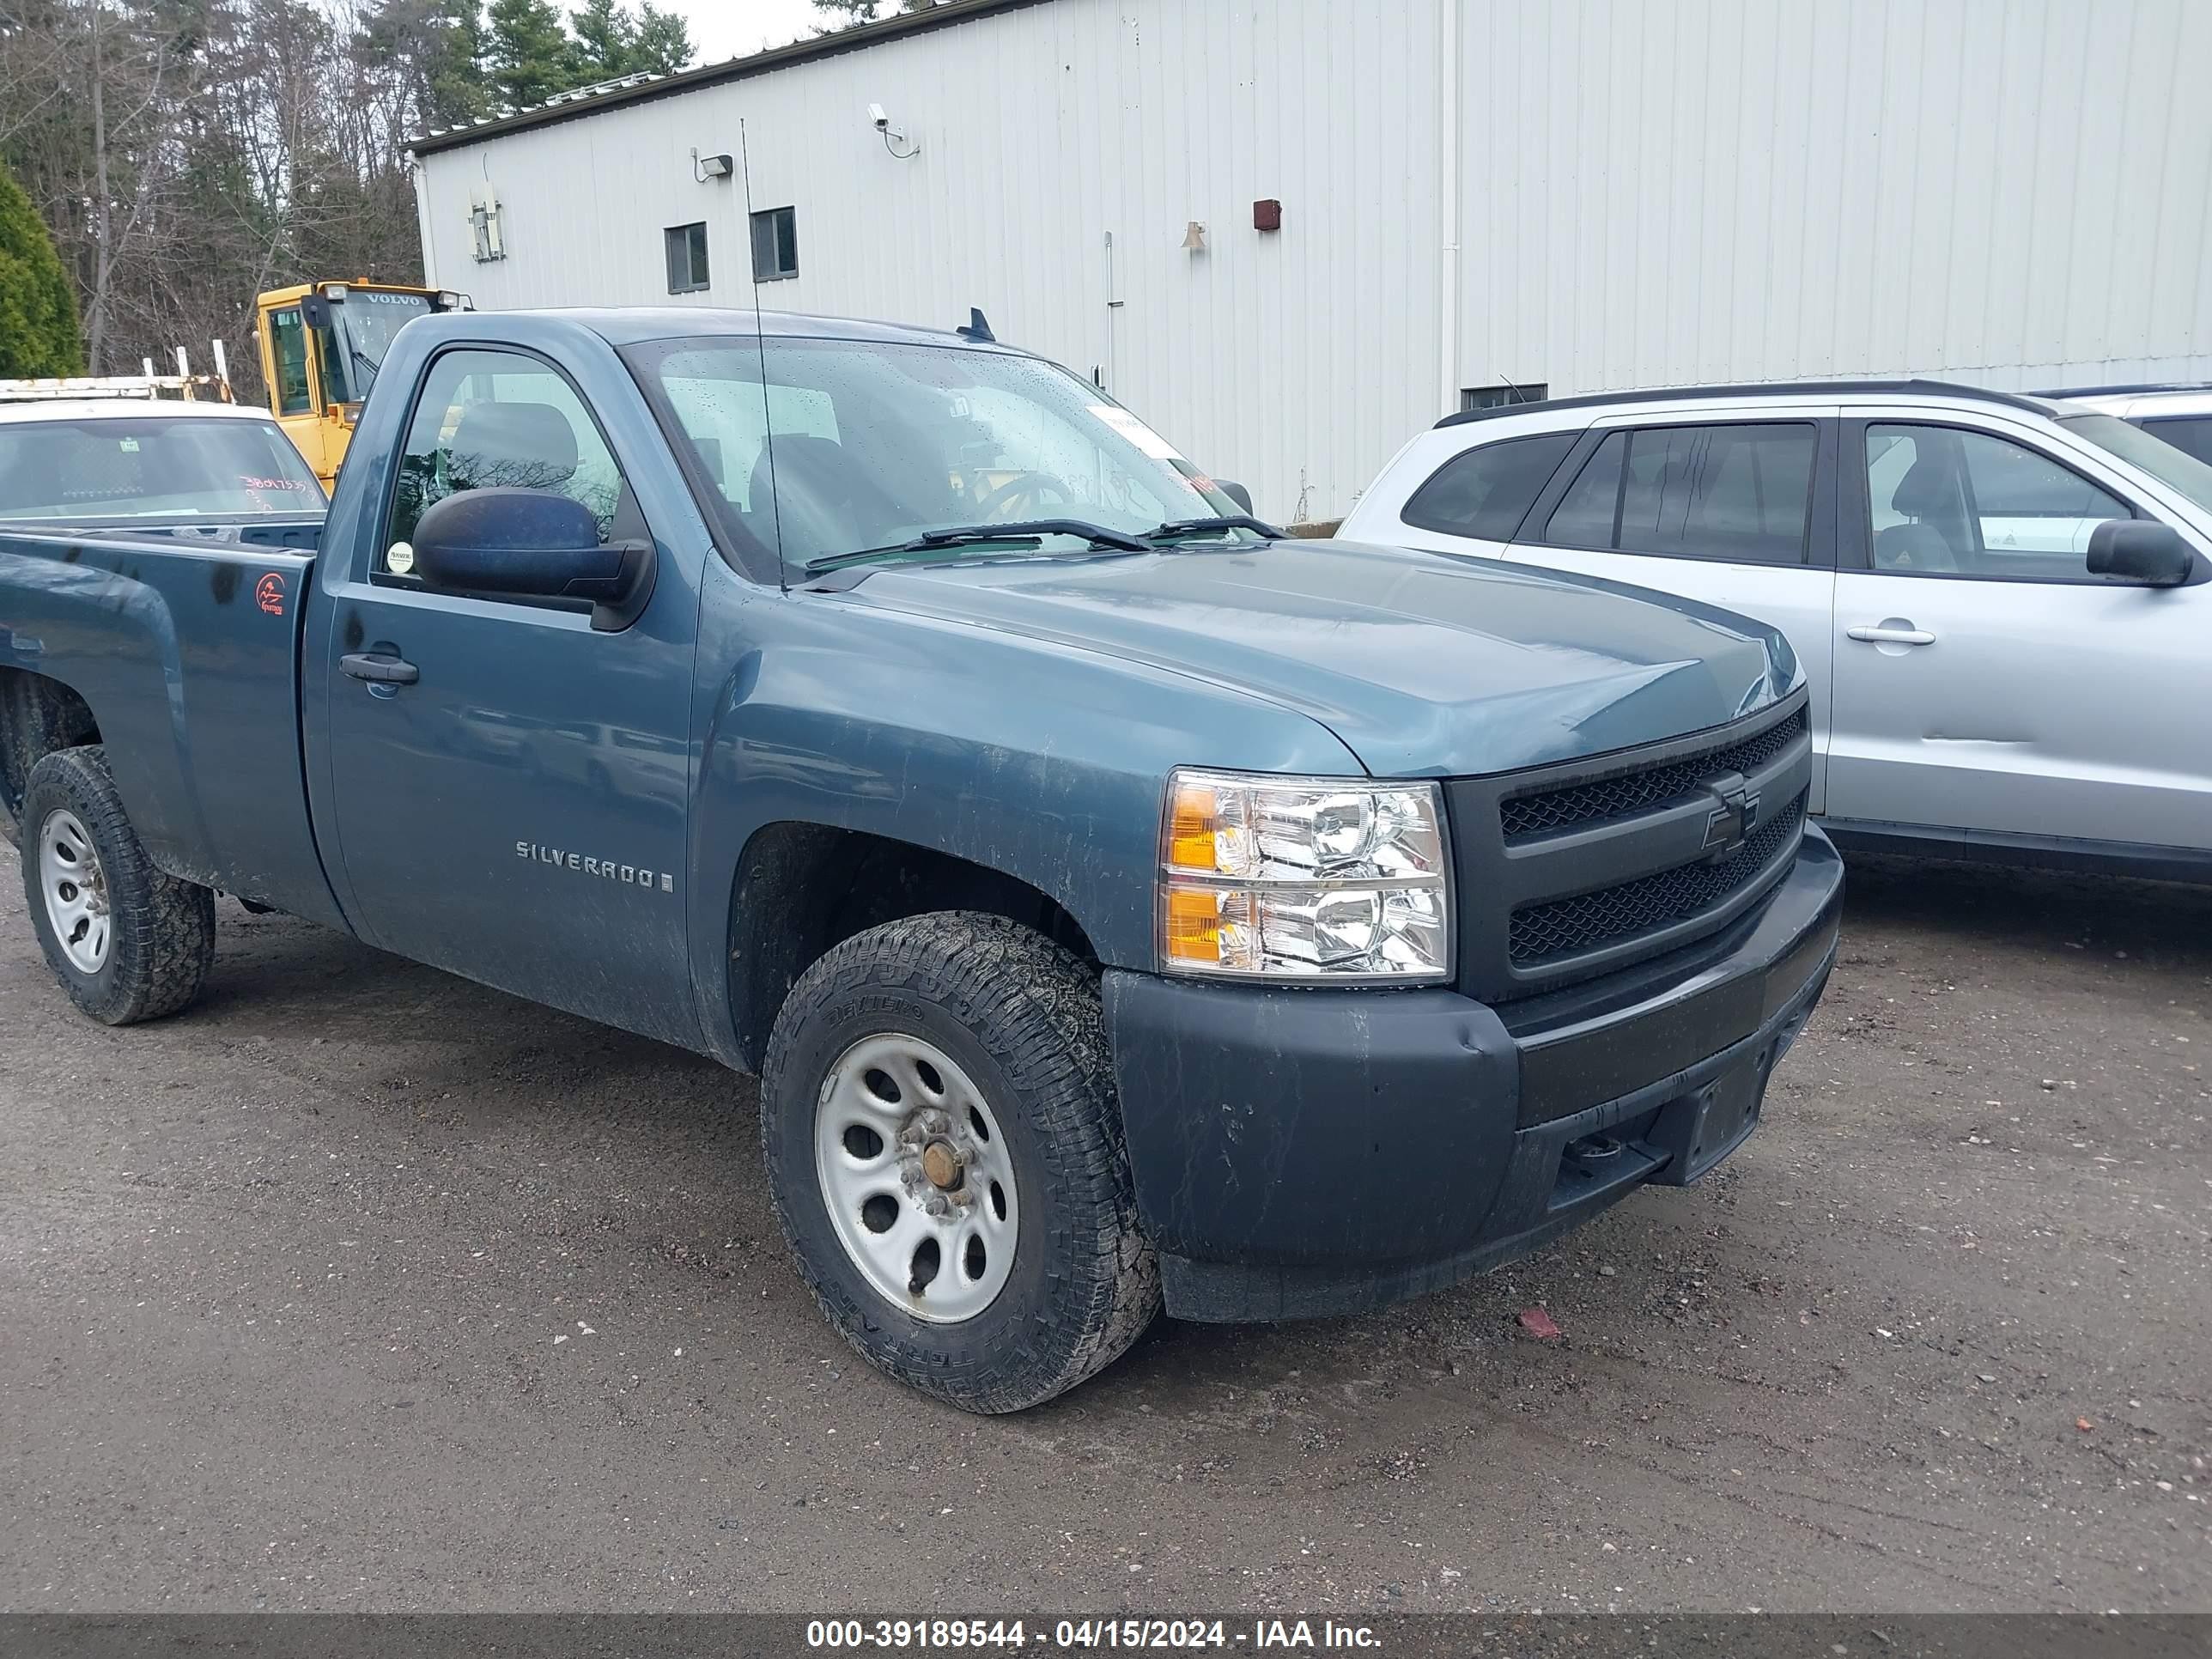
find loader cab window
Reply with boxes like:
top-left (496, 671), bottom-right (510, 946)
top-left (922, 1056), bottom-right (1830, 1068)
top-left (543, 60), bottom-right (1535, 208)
top-left (313, 318), bottom-right (349, 405)
top-left (381, 348), bottom-right (633, 579)
top-left (269, 309), bottom-right (314, 416)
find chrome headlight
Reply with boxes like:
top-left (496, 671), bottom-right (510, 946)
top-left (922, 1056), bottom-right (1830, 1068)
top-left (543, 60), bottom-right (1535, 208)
top-left (1158, 768), bottom-right (1452, 982)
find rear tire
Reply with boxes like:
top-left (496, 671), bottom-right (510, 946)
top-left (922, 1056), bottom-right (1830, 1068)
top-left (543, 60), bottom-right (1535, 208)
top-left (19, 746), bottom-right (215, 1025)
top-left (761, 912), bottom-right (1159, 1413)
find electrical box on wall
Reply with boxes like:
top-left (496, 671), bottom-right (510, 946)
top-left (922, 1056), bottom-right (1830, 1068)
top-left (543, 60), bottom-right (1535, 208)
top-left (468, 189), bottom-right (506, 262)
top-left (1252, 198), bottom-right (1282, 233)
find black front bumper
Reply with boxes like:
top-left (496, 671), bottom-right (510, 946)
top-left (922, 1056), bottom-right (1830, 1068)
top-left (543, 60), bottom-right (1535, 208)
top-left (1102, 829), bottom-right (1844, 1322)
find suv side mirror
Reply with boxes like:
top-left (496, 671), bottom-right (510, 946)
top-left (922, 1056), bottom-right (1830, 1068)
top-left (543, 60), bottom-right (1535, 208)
top-left (410, 488), bottom-right (650, 628)
top-left (2087, 520), bottom-right (2195, 587)
top-left (1215, 479), bottom-right (1255, 514)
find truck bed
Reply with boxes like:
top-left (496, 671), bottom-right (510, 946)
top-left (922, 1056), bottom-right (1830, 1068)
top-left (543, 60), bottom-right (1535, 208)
top-left (0, 521), bottom-right (344, 926)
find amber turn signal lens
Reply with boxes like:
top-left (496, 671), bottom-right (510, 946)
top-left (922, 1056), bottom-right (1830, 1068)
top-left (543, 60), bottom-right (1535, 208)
top-left (1168, 780), bottom-right (1219, 872)
top-left (1163, 886), bottom-right (1223, 963)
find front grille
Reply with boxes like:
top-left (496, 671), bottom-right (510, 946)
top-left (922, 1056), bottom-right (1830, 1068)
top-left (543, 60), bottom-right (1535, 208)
top-left (1509, 799), bottom-right (1805, 964)
top-left (1500, 708), bottom-right (1809, 841)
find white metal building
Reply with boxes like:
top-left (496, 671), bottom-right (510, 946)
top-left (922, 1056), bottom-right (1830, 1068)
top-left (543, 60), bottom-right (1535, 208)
top-left (410, 0), bottom-right (2212, 522)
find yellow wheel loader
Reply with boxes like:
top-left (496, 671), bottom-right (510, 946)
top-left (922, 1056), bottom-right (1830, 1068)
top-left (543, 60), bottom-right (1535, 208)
top-left (255, 281), bottom-right (471, 491)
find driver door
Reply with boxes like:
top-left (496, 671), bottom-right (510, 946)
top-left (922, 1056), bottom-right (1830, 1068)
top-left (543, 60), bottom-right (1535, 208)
top-left (317, 344), bottom-right (702, 1044)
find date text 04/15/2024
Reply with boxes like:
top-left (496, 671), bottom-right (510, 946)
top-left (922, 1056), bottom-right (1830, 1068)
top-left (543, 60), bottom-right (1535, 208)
top-left (804, 1621), bottom-right (1382, 1650)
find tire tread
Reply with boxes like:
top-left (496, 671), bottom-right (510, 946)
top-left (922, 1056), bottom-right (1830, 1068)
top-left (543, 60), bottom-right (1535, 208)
top-left (762, 912), bottom-right (1159, 1413)
top-left (19, 745), bottom-right (214, 1025)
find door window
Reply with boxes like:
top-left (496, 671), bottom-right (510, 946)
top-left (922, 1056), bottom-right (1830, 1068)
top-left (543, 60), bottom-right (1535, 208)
top-left (1864, 424), bottom-right (2130, 578)
top-left (269, 309), bottom-right (314, 416)
top-left (1540, 422), bottom-right (1814, 564)
top-left (383, 349), bottom-right (630, 576)
top-left (1401, 431), bottom-right (1578, 539)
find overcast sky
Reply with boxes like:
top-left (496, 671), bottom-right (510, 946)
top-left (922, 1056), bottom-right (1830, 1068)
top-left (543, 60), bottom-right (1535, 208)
top-left (661, 0), bottom-right (836, 65)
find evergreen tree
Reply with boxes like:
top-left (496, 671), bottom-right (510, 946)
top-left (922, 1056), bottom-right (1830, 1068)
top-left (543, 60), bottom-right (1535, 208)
top-left (485, 0), bottom-right (576, 111)
top-left (568, 0), bottom-right (630, 76)
top-left (627, 3), bottom-right (691, 76)
top-left (0, 162), bottom-right (85, 378)
top-left (569, 0), bottom-right (691, 81)
top-left (810, 0), bottom-right (937, 23)
top-left (357, 0), bottom-right (492, 131)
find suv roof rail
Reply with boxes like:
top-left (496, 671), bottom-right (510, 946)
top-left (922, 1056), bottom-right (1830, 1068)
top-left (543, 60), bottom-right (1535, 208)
top-left (2036, 380), bottom-right (2212, 399)
top-left (1433, 377), bottom-right (2056, 429)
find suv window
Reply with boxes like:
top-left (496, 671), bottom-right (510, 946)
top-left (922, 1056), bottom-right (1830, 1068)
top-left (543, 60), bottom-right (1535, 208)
top-left (384, 349), bottom-right (629, 574)
top-left (1864, 423), bottom-right (2130, 578)
top-left (2138, 416), bottom-right (2212, 467)
top-left (1401, 431), bottom-right (1577, 540)
top-left (1540, 422), bottom-right (1814, 565)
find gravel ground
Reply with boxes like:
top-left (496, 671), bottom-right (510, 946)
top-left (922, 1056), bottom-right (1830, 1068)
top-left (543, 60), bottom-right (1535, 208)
top-left (1, 847), bottom-right (2205, 1614)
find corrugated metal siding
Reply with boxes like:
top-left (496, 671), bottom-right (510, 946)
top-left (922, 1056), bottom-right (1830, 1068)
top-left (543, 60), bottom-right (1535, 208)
top-left (417, 0), bottom-right (2212, 519)
top-left (419, 0), bottom-right (1448, 523)
top-left (1457, 0), bottom-right (2212, 397)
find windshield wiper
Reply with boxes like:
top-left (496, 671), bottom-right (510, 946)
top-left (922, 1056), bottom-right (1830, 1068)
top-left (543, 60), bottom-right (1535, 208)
top-left (1144, 514), bottom-right (1286, 544)
top-left (801, 518), bottom-right (1152, 576)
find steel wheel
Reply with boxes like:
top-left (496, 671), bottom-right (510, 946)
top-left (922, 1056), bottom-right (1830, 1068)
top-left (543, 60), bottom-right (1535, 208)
top-left (37, 807), bottom-right (111, 975)
top-left (813, 1031), bottom-right (1020, 1324)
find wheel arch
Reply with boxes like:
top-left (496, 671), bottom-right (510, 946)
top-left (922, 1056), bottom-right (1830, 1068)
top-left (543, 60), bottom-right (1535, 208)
top-left (0, 667), bottom-right (103, 834)
top-left (722, 820), bottom-right (1100, 1074)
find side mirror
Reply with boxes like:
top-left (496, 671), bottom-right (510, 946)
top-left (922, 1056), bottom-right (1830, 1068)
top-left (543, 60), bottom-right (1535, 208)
top-left (2087, 520), bottom-right (2195, 587)
top-left (300, 295), bottom-right (333, 330)
top-left (1217, 478), bottom-right (1255, 514)
top-left (409, 488), bottom-right (650, 628)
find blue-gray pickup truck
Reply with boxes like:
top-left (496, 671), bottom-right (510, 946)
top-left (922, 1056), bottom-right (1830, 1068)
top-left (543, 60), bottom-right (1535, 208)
top-left (0, 307), bottom-right (1841, 1411)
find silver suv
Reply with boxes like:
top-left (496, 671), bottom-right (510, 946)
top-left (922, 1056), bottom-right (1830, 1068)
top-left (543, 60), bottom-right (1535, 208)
top-left (1341, 381), bottom-right (2212, 883)
top-left (2046, 383), bottom-right (2212, 467)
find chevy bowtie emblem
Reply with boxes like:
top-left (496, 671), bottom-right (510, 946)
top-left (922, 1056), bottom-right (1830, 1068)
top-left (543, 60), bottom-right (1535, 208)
top-left (1700, 771), bottom-right (1760, 858)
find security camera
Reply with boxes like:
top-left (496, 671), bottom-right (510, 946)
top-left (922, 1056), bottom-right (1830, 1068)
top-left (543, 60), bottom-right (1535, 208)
top-left (868, 103), bottom-right (890, 131)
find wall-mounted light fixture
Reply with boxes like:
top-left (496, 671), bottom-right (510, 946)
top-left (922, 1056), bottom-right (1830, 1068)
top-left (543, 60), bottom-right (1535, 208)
top-left (692, 148), bottom-right (733, 182)
top-left (868, 101), bottom-right (921, 160)
top-left (1182, 220), bottom-right (1207, 253)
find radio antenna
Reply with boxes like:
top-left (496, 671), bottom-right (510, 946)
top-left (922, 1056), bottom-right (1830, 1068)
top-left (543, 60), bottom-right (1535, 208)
top-left (738, 117), bottom-right (787, 590)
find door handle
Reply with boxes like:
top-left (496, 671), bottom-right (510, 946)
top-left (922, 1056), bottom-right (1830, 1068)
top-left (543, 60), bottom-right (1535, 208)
top-left (1846, 624), bottom-right (1936, 646)
top-left (340, 652), bottom-right (419, 685)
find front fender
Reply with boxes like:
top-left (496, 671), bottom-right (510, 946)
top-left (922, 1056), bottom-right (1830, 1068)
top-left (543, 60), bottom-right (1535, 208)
top-left (683, 563), bottom-right (1362, 1065)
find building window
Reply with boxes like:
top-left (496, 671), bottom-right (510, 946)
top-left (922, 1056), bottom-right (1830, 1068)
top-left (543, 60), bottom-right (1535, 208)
top-left (750, 206), bottom-right (798, 282)
top-left (1462, 383), bottom-right (1547, 411)
top-left (665, 222), bottom-right (710, 295)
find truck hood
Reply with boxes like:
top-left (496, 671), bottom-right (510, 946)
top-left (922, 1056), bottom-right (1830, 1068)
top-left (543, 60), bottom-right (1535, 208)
top-left (837, 538), bottom-right (1799, 777)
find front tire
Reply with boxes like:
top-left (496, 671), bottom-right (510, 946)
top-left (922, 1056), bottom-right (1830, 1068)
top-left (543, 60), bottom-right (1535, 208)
top-left (19, 746), bottom-right (215, 1025)
top-left (761, 913), bottom-right (1159, 1413)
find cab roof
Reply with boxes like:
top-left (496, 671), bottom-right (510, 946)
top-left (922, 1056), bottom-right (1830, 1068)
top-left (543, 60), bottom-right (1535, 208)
top-left (562, 306), bottom-right (1030, 355)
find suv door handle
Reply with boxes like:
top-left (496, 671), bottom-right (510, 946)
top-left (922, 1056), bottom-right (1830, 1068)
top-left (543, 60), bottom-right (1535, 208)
top-left (340, 652), bottom-right (420, 684)
top-left (1846, 624), bottom-right (1936, 646)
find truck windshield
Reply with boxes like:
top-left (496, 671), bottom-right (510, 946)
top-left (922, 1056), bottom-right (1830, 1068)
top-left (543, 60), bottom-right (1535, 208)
top-left (627, 334), bottom-right (1250, 574)
top-left (322, 291), bottom-right (435, 404)
top-left (0, 415), bottom-right (325, 520)
top-left (2060, 411), bottom-right (2212, 516)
